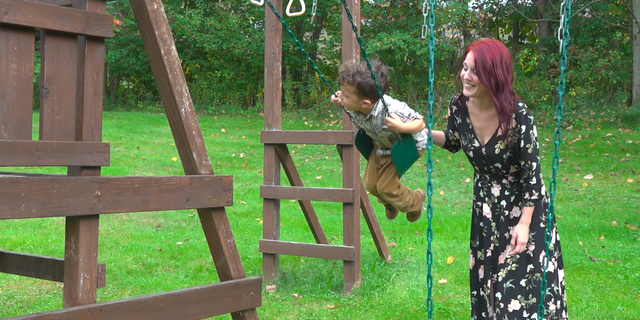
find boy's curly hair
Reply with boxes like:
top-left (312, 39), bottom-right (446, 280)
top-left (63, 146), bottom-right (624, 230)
top-left (337, 59), bottom-right (389, 103)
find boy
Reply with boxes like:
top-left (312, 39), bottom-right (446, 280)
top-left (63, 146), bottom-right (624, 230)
top-left (330, 59), bottom-right (427, 222)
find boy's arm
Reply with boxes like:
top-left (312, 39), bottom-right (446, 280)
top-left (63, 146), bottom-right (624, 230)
top-left (385, 114), bottom-right (424, 134)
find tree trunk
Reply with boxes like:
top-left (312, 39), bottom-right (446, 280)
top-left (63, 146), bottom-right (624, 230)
top-left (633, 0), bottom-right (640, 105)
top-left (536, 0), bottom-right (550, 39)
top-left (511, 0), bottom-right (520, 53)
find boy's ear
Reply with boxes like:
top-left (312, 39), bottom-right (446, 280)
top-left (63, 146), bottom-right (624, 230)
top-left (362, 99), bottom-right (373, 109)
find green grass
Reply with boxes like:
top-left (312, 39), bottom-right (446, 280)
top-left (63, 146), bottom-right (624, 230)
top-left (0, 106), bottom-right (639, 319)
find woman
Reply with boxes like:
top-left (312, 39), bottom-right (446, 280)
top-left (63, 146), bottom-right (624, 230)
top-left (432, 39), bottom-right (567, 319)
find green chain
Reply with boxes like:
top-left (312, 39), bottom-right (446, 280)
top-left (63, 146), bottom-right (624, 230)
top-left (424, 0), bottom-right (436, 318)
top-left (340, 0), bottom-right (389, 113)
top-left (263, 0), bottom-right (336, 94)
top-left (537, 0), bottom-right (570, 318)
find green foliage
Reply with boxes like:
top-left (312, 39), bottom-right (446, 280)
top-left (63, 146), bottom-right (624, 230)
top-left (103, 0), bottom-right (636, 117)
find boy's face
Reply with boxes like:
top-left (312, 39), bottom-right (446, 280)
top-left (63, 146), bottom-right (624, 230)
top-left (339, 84), bottom-right (371, 113)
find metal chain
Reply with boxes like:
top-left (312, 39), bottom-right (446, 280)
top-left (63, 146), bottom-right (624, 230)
top-left (310, 0), bottom-right (318, 23)
top-left (340, 0), bottom-right (389, 114)
top-left (263, 0), bottom-right (336, 94)
top-left (538, 0), bottom-right (571, 318)
top-left (424, 0), bottom-right (436, 318)
top-left (421, 0), bottom-right (429, 39)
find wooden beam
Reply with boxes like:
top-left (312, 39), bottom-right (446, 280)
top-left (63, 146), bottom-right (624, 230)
top-left (0, 175), bottom-right (233, 219)
top-left (260, 185), bottom-right (355, 203)
top-left (0, 25), bottom-right (34, 140)
top-left (0, 250), bottom-right (106, 288)
top-left (0, 140), bottom-right (110, 166)
top-left (6, 277), bottom-right (262, 320)
top-left (27, 0), bottom-right (73, 5)
top-left (259, 240), bottom-right (355, 261)
top-left (0, 0), bottom-right (113, 38)
top-left (129, 2), bottom-right (258, 319)
top-left (261, 130), bottom-right (355, 145)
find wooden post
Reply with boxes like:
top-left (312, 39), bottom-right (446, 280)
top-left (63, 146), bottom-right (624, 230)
top-left (262, 0), bottom-right (283, 284)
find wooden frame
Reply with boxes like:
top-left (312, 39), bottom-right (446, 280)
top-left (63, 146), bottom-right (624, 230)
top-left (260, 0), bottom-right (390, 295)
top-left (0, 0), bottom-right (260, 319)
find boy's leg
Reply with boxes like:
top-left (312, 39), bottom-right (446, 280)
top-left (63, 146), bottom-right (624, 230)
top-left (363, 148), bottom-right (399, 219)
top-left (375, 155), bottom-right (423, 216)
top-left (363, 147), bottom-right (387, 206)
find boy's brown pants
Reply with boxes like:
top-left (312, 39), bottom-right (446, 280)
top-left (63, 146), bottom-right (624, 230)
top-left (363, 146), bottom-right (424, 215)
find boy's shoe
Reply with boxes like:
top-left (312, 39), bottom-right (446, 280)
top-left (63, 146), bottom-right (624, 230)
top-left (407, 189), bottom-right (426, 222)
top-left (385, 205), bottom-right (399, 220)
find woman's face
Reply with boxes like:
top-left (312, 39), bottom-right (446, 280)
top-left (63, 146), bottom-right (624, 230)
top-left (460, 51), bottom-right (490, 100)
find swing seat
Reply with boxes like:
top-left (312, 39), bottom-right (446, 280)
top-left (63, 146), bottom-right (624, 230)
top-left (355, 128), bottom-right (420, 178)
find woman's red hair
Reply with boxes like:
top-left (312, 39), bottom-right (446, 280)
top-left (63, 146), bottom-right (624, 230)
top-left (457, 39), bottom-right (517, 140)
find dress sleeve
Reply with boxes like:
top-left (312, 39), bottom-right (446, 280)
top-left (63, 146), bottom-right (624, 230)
top-left (442, 95), bottom-right (462, 153)
top-left (516, 103), bottom-right (543, 208)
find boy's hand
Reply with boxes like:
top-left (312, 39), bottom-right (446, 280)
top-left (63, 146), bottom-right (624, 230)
top-left (330, 91), bottom-right (343, 107)
top-left (385, 114), bottom-right (404, 131)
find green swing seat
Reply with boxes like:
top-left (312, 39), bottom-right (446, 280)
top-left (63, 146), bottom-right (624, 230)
top-left (355, 128), bottom-right (420, 179)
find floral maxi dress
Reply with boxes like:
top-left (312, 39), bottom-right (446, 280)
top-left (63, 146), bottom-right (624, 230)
top-left (442, 95), bottom-right (567, 320)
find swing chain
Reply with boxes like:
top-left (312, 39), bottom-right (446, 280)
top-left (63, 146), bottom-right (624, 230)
top-left (340, 0), bottom-right (389, 113)
top-left (557, 0), bottom-right (567, 54)
top-left (421, 0), bottom-right (429, 39)
top-left (538, 1), bottom-right (571, 319)
top-left (310, 0), bottom-right (318, 23)
top-left (424, 0), bottom-right (436, 318)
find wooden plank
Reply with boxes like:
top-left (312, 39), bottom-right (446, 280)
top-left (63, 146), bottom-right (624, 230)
top-left (0, 175), bottom-right (233, 219)
top-left (6, 277), bottom-right (262, 320)
top-left (129, 2), bottom-right (258, 319)
top-left (259, 240), bottom-right (355, 261)
top-left (39, 30), bottom-right (78, 141)
top-left (0, 25), bottom-right (35, 140)
top-left (260, 185), bottom-right (355, 203)
top-left (0, 250), bottom-right (106, 288)
top-left (27, 0), bottom-right (73, 5)
top-left (0, 0), bottom-right (113, 38)
top-left (0, 140), bottom-right (109, 166)
top-left (273, 144), bottom-right (328, 244)
top-left (261, 130), bottom-right (354, 145)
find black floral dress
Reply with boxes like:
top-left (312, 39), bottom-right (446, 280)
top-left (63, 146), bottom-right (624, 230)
top-left (442, 95), bottom-right (567, 320)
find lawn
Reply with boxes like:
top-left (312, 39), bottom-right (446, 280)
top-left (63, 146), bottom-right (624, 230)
top-left (0, 105), bottom-right (638, 320)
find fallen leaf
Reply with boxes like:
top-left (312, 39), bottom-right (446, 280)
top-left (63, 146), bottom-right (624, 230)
top-left (176, 242), bottom-right (183, 245)
top-left (446, 256), bottom-right (455, 264)
top-left (578, 241), bottom-right (583, 246)
top-left (325, 305), bottom-right (338, 310)
top-left (440, 190), bottom-right (445, 196)
top-left (589, 256), bottom-right (597, 262)
top-left (221, 128), bottom-right (226, 132)
top-left (611, 221), bottom-right (618, 227)
top-left (438, 279), bottom-right (448, 284)
top-left (292, 293), bottom-right (301, 298)
top-left (584, 174), bottom-right (594, 180)
top-left (154, 248), bottom-right (162, 251)
top-left (388, 242), bottom-right (397, 248)
top-left (582, 182), bottom-right (589, 187)
top-left (599, 235), bottom-right (605, 241)
top-left (315, 176), bottom-right (322, 180)
top-left (265, 284), bottom-right (276, 293)
top-left (171, 157), bottom-right (177, 161)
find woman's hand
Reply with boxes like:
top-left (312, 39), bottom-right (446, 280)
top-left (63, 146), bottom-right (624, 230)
top-left (508, 223), bottom-right (530, 256)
